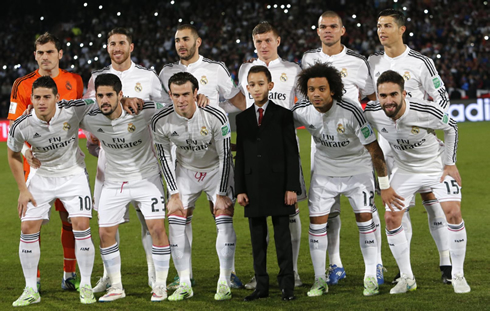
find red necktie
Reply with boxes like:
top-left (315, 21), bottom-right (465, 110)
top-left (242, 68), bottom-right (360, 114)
top-left (258, 108), bottom-right (263, 126)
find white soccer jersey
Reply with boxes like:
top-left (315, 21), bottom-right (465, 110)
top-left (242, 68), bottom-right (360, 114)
top-left (151, 103), bottom-right (232, 196)
top-left (238, 57), bottom-right (302, 109)
top-left (80, 101), bottom-right (164, 181)
top-left (8, 100), bottom-right (91, 177)
top-left (368, 46), bottom-right (450, 112)
top-left (159, 55), bottom-right (240, 106)
top-left (291, 98), bottom-right (376, 177)
top-left (301, 45), bottom-right (375, 103)
top-left (364, 99), bottom-right (458, 174)
top-left (84, 61), bottom-right (166, 103)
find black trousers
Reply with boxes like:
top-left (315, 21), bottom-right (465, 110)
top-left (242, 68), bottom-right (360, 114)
top-left (248, 215), bottom-right (294, 294)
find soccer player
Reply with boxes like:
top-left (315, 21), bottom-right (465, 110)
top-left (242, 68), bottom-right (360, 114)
top-left (364, 70), bottom-right (470, 294)
top-left (237, 21), bottom-right (306, 288)
top-left (8, 76), bottom-right (95, 306)
top-left (81, 73), bottom-right (171, 302)
top-left (368, 9), bottom-right (453, 283)
top-left (9, 32), bottom-right (84, 291)
top-left (158, 24), bottom-right (245, 289)
top-left (151, 72), bottom-right (236, 301)
top-left (292, 63), bottom-right (401, 297)
top-left (84, 27), bottom-right (166, 292)
top-left (301, 11), bottom-right (383, 285)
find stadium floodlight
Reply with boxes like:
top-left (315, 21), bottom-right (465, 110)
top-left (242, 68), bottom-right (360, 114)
top-left (154, 12), bottom-right (158, 16)
top-left (94, 57), bottom-right (99, 61)
top-left (40, 16), bottom-right (44, 21)
top-left (352, 14), bottom-right (357, 19)
top-left (402, 6), bottom-right (407, 10)
top-left (83, 3), bottom-right (87, 7)
top-left (71, 65), bottom-right (75, 69)
top-left (485, 36), bottom-right (489, 40)
top-left (80, 43), bottom-right (84, 47)
top-left (287, 4), bottom-right (291, 8)
top-left (284, 9), bottom-right (288, 13)
top-left (89, 42), bottom-right (93, 46)
top-left (74, 55), bottom-right (78, 60)
top-left (88, 60), bottom-right (92, 64)
top-left (178, 18), bottom-right (182, 22)
top-left (103, 44), bottom-right (107, 49)
top-left (394, 0), bottom-right (398, 2)
top-left (267, 5), bottom-right (271, 9)
top-left (409, 32), bottom-right (414, 37)
top-left (117, 12), bottom-right (121, 16)
top-left (190, 21), bottom-right (194, 24)
top-left (357, 23), bottom-right (361, 27)
top-left (67, 42), bottom-right (71, 47)
top-left (99, 5), bottom-right (103, 9)
top-left (236, 39), bottom-right (240, 43)
top-left (98, 33), bottom-right (102, 38)
top-left (171, 0), bottom-right (175, 4)
top-left (2, 65), bottom-right (6, 70)
top-left (281, 4), bottom-right (285, 9)
top-left (274, 4), bottom-right (278, 8)
top-left (424, 9), bottom-right (428, 14)
top-left (437, 54), bottom-right (441, 59)
top-left (311, 25), bottom-right (316, 30)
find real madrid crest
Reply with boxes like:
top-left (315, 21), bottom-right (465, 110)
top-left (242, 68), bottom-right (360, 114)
top-left (411, 126), bottom-right (419, 134)
top-left (200, 76), bottom-right (208, 85)
top-left (280, 73), bottom-right (288, 82)
top-left (337, 123), bottom-right (345, 134)
top-left (403, 71), bottom-right (411, 81)
top-left (63, 122), bottom-right (71, 131)
top-left (200, 126), bottom-right (209, 136)
top-left (340, 68), bottom-right (348, 78)
top-left (135, 82), bottom-right (143, 92)
top-left (128, 123), bottom-right (136, 133)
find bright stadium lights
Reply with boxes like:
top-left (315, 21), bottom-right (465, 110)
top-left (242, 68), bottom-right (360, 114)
top-left (287, 4), bottom-right (291, 8)
top-left (254, 49), bottom-right (257, 54)
top-left (171, 0), bottom-right (175, 4)
top-left (311, 25), bottom-right (316, 30)
top-left (409, 32), bottom-right (414, 37)
top-left (40, 16), bottom-right (44, 21)
top-left (80, 43), bottom-right (84, 47)
top-left (74, 55), bottom-right (79, 60)
top-left (424, 9), bottom-right (428, 14)
top-left (178, 18), bottom-right (182, 22)
top-left (190, 21), bottom-right (194, 24)
top-left (484, 1), bottom-right (488, 5)
top-left (89, 42), bottom-right (93, 46)
top-left (99, 5), bottom-right (103, 9)
top-left (402, 6), bottom-right (407, 11)
top-left (117, 12), bottom-right (121, 16)
top-left (267, 5), bottom-right (271, 9)
top-left (394, 0), bottom-right (398, 2)
top-left (154, 12), bottom-right (159, 16)
top-left (485, 36), bottom-right (489, 40)
top-left (407, 17), bottom-right (412, 22)
top-left (103, 44), bottom-right (107, 48)
top-left (281, 4), bottom-right (285, 9)
top-left (2, 65), bottom-right (6, 70)
top-left (94, 57), bottom-right (99, 61)
top-left (284, 9), bottom-right (288, 13)
top-left (357, 23), bottom-right (361, 27)
top-left (236, 39), bottom-right (240, 43)
top-left (88, 60), bottom-right (92, 64)
top-left (151, 66), bottom-right (155, 70)
top-left (429, 15), bottom-right (433, 18)
top-left (83, 2), bottom-right (87, 7)
top-left (66, 42), bottom-right (71, 47)
top-left (352, 14), bottom-right (357, 19)
top-left (98, 33), bottom-right (102, 38)
top-left (437, 54), bottom-right (441, 59)
top-left (274, 4), bottom-right (278, 8)
top-left (14, 64), bottom-right (21, 69)
top-left (71, 65), bottom-right (75, 69)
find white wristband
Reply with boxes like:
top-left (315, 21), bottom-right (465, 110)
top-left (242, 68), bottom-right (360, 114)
top-left (21, 143), bottom-right (29, 157)
top-left (378, 176), bottom-right (390, 190)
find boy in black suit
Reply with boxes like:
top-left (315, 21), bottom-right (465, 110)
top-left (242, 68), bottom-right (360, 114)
top-left (235, 65), bottom-right (301, 301)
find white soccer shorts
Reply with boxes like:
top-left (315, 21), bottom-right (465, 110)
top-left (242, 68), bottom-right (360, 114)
top-left (22, 170), bottom-right (92, 223)
top-left (386, 172), bottom-right (462, 211)
top-left (176, 164), bottom-right (235, 209)
top-left (308, 172), bottom-right (375, 217)
top-left (98, 174), bottom-right (166, 227)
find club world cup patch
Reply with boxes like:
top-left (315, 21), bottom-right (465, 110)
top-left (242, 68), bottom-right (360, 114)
top-left (361, 124), bottom-right (373, 139)
top-left (128, 123), bottom-right (136, 132)
top-left (432, 77), bottom-right (441, 89)
top-left (442, 113), bottom-right (449, 124)
top-left (84, 99), bottom-right (95, 105)
top-left (340, 68), bottom-right (348, 78)
top-left (200, 76), bottom-right (208, 85)
top-left (135, 82), bottom-right (143, 92)
top-left (411, 126), bottom-right (420, 134)
top-left (200, 126), bottom-right (209, 136)
top-left (221, 124), bottom-right (230, 137)
top-left (403, 71), bottom-right (411, 81)
top-left (280, 73), bottom-right (288, 82)
top-left (337, 123), bottom-right (345, 134)
top-left (63, 122), bottom-right (71, 131)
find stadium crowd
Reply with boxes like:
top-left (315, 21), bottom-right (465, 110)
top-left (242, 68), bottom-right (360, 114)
top-left (0, 0), bottom-right (489, 118)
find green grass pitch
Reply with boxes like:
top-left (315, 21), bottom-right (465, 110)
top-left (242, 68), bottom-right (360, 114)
top-left (0, 122), bottom-right (489, 310)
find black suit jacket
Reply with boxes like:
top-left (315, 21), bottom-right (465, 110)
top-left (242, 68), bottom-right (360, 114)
top-left (235, 101), bottom-right (300, 218)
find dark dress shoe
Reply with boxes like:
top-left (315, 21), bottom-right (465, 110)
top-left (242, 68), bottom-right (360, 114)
top-left (281, 289), bottom-right (296, 301)
top-left (244, 290), bottom-right (269, 301)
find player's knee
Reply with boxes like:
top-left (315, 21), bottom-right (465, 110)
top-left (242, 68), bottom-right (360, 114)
top-left (384, 211), bottom-right (402, 229)
top-left (20, 221), bottom-right (41, 235)
top-left (445, 207), bottom-right (462, 224)
top-left (420, 192), bottom-right (436, 201)
top-left (70, 217), bottom-right (90, 231)
top-left (355, 212), bottom-right (372, 223)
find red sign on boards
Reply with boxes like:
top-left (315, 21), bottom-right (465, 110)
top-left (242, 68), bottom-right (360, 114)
top-left (0, 120), bottom-right (86, 142)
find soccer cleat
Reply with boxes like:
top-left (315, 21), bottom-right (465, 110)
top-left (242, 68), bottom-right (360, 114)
top-left (392, 271), bottom-right (401, 284)
top-left (12, 287), bottom-right (40, 307)
top-left (214, 280), bottom-right (232, 301)
top-left (326, 265), bottom-right (346, 285)
top-left (294, 271), bottom-right (303, 287)
top-left (363, 276), bottom-right (379, 296)
top-left (168, 282), bottom-right (193, 301)
top-left (390, 274), bottom-right (417, 294)
top-left (151, 284), bottom-right (168, 301)
top-left (61, 273), bottom-right (80, 291)
top-left (79, 284), bottom-right (96, 304)
top-left (452, 274), bottom-right (471, 293)
top-left (230, 272), bottom-right (243, 289)
top-left (307, 278), bottom-right (328, 297)
top-left (167, 275), bottom-right (196, 291)
top-left (244, 276), bottom-right (257, 290)
top-left (441, 265), bottom-right (452, 284)
top-left (376, 264), bottom-right (386, 285)
top-left (99, 286), bottom-right (126, 302)
top-left (93, 276), bottom-right (111, 293)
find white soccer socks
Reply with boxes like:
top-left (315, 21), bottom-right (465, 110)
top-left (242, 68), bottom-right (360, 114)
top-left (168, 215), bottom-right (191, 285)
top-left (152, 245), bottom-right (170, 286)
top-left (185, 215), bottom-right (194, 278)
top-left (448, 221), bottom-right (467, 278)
top-left (327, 215), bottom-right (343, 268)
top-left (309, 223), bottom-right (328, 280)
top-left (19, 232), bottom-right (41, 290)
top-left (386, 226), bottom-right (414, 279)
top-left (100, 242), bottom-right (122, 286)
top-left (215, 215), bottom-right (236, 285)
top-left (289, 210), bottom-right (302, 273)
top-left (136, 210), bottom-right (155, 282)
top-left (357, 220), bottom-right (377, 277)
top-left (372, 206), bottom-right (383, 266)
top-left (423, 200), bottom-right (451, 266)
top-left (74, 228), bottom-right (95, 288)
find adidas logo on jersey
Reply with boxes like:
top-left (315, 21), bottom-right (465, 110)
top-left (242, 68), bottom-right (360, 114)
top-left (171, 131), bottom-right (179, 137)
top-left (308, 124), bottom-right (316, 129)
top-left (381, 128), bottom-right (388, 133)
top-left (33, 133), bottom-right (41, 138)
top-left (97, 128), bottom-right (105, 133)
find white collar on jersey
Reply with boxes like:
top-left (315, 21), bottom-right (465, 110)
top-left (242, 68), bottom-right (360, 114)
top-left (179, 55), bottom-right (203, 68)
top-left (320, 45), bottom-right (347, 60)
top-left (255, 57), bottom-right (282, 67)
top-left (383, 45), bottom-right (410, 61)
top-left (110, 61), bottom-right (135, 75)
top-left (174, 101), bottom-right (199, 121)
